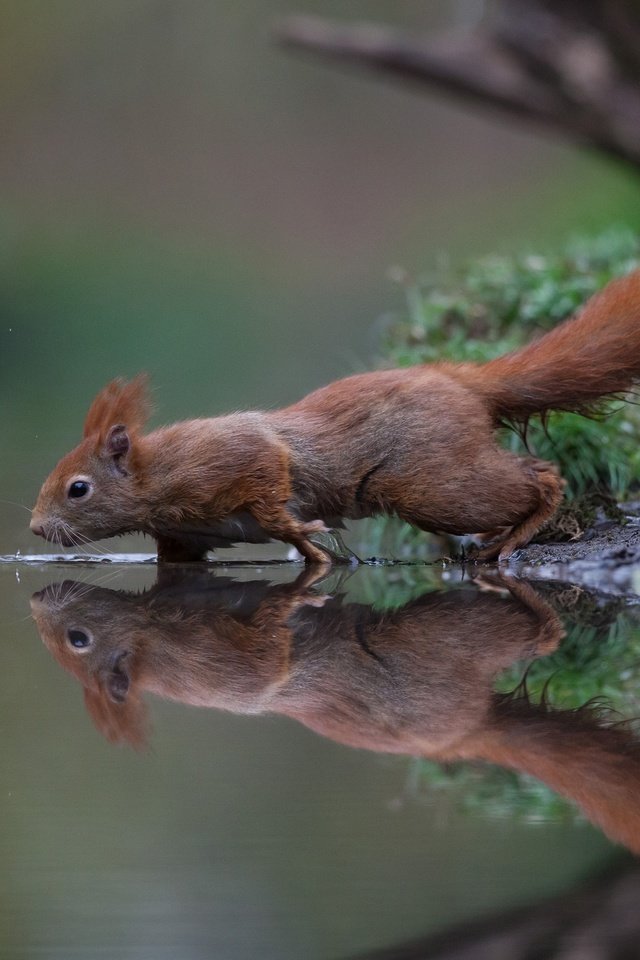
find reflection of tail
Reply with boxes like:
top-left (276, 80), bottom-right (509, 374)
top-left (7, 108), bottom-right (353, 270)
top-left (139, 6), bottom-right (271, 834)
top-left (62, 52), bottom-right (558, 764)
top-left (457, 693), bottom-right (640, 853)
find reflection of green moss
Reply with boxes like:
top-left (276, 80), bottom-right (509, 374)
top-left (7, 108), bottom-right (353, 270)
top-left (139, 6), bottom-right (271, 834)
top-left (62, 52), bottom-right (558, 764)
top-left (339, 562), bottom-right (468, 610)
top-left (373, 228), bottom-right (640, 559)
top-left (411, 758), bottom-right (578, 824)
top-left (413, 604), bottom-right (640, 824)
top-left (497, 613), bottom-right (640, 718)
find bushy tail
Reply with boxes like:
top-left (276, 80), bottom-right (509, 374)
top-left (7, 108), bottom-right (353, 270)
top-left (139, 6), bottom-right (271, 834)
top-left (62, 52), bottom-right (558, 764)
top-left (456, 270), bottom-right (640, 428)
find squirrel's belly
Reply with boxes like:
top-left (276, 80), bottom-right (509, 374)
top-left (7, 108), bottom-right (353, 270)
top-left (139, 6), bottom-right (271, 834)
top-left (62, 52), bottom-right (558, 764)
top-left (194, 511), bottom-right (274, 546)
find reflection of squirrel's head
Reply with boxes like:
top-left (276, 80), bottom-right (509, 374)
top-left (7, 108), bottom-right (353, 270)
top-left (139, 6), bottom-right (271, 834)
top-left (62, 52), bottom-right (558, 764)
top-left (30, 573), bottom-right (305, 746)
top-left (30, 573), bottom-right (561, 754)
top-left (31, 579), bottom-right (151, 746)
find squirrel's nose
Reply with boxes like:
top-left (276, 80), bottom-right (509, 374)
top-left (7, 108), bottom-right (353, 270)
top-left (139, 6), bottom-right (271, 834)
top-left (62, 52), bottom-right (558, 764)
top-left (30, 518), bottom-right (45, 538)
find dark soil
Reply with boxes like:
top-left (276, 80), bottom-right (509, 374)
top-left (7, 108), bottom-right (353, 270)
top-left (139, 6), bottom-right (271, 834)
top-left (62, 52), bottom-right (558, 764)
top-left (513, 505), bottom-right (640, 599)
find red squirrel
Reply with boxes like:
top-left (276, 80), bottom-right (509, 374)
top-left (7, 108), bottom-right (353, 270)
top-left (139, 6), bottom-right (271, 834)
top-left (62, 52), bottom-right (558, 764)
top-left (30, 570), bottom-right (640, 853)
top-left (30, 270), bottom-right (640, 562)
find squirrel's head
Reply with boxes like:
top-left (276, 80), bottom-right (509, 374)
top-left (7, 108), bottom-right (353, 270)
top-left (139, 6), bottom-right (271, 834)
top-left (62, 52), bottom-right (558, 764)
top-left (30, 376), bottom-right (151, 549)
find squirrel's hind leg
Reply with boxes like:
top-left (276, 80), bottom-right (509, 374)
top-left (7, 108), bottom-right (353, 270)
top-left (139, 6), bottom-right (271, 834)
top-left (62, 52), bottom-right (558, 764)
top-left (476, 459), bottom-right (565, 561)
top-left (471, 526), bottom-right (512, 546)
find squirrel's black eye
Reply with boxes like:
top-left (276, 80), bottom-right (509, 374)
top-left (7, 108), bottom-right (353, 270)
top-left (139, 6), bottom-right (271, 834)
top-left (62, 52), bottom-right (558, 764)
top-left (68, 480), bottom-right (91, 500)
top-left (67, 628), bottom-right (91, 649)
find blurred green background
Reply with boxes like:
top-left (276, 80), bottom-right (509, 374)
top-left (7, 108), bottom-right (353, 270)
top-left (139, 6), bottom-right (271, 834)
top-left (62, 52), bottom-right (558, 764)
top-left (2, 0), bottom-right (639, 552)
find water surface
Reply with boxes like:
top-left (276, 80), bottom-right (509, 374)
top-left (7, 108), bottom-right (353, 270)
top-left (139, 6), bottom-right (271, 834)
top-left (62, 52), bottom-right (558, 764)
top-left (1, 561), bottom-right (636, 959)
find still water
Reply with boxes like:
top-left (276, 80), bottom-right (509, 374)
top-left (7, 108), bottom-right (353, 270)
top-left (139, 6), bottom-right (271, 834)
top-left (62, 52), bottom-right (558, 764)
top-left (1, 560), bottom-right (637, 958)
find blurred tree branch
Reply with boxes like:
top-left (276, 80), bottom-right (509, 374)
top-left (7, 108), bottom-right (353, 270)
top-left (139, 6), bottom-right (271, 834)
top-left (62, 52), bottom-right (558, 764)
top-left (346, 857), bottom-right (640, 960)
top-left (277, 1), bottom-right (640, 170)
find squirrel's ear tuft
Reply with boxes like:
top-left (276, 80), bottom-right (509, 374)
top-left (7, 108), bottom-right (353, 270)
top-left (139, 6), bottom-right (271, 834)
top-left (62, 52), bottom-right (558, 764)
top-left (83, 375), bottom-right (151, 442)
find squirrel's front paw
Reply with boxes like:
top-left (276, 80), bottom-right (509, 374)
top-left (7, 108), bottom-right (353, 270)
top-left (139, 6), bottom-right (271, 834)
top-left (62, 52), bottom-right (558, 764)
top-left (299, 591), bottom-right (332, 608)
top-left (302, 519), bottom-right (330, 536)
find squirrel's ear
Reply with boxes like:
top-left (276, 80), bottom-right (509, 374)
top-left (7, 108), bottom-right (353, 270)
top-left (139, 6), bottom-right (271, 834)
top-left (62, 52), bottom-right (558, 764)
top-left (106, 650), bottom-right (131, 704)
top-left (104, 423), bottom-right (131, 470)
top-left (84, 375), bottom-right (151, 443)
top-left (83, 684), bottom-right (147, 748)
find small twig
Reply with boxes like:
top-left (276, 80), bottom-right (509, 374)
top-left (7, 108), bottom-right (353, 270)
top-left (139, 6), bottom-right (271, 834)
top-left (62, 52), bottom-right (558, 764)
top-left (277, 12), bottom-right (640, 169)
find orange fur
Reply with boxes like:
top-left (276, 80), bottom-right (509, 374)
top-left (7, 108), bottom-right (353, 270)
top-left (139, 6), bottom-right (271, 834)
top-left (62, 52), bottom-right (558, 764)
top-left (83, 374), bottom-right (151, 442)
top-left (31, 571), bottom-right (640, 852)
top-left (30, 271), bottom-right (640, 562)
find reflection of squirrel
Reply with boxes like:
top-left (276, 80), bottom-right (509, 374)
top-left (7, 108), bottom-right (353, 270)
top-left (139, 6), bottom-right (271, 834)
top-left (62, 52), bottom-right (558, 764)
top-left (30, 271), bottom-right (640, 562)
top-left (31, 570), bottom-right (640, 853)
